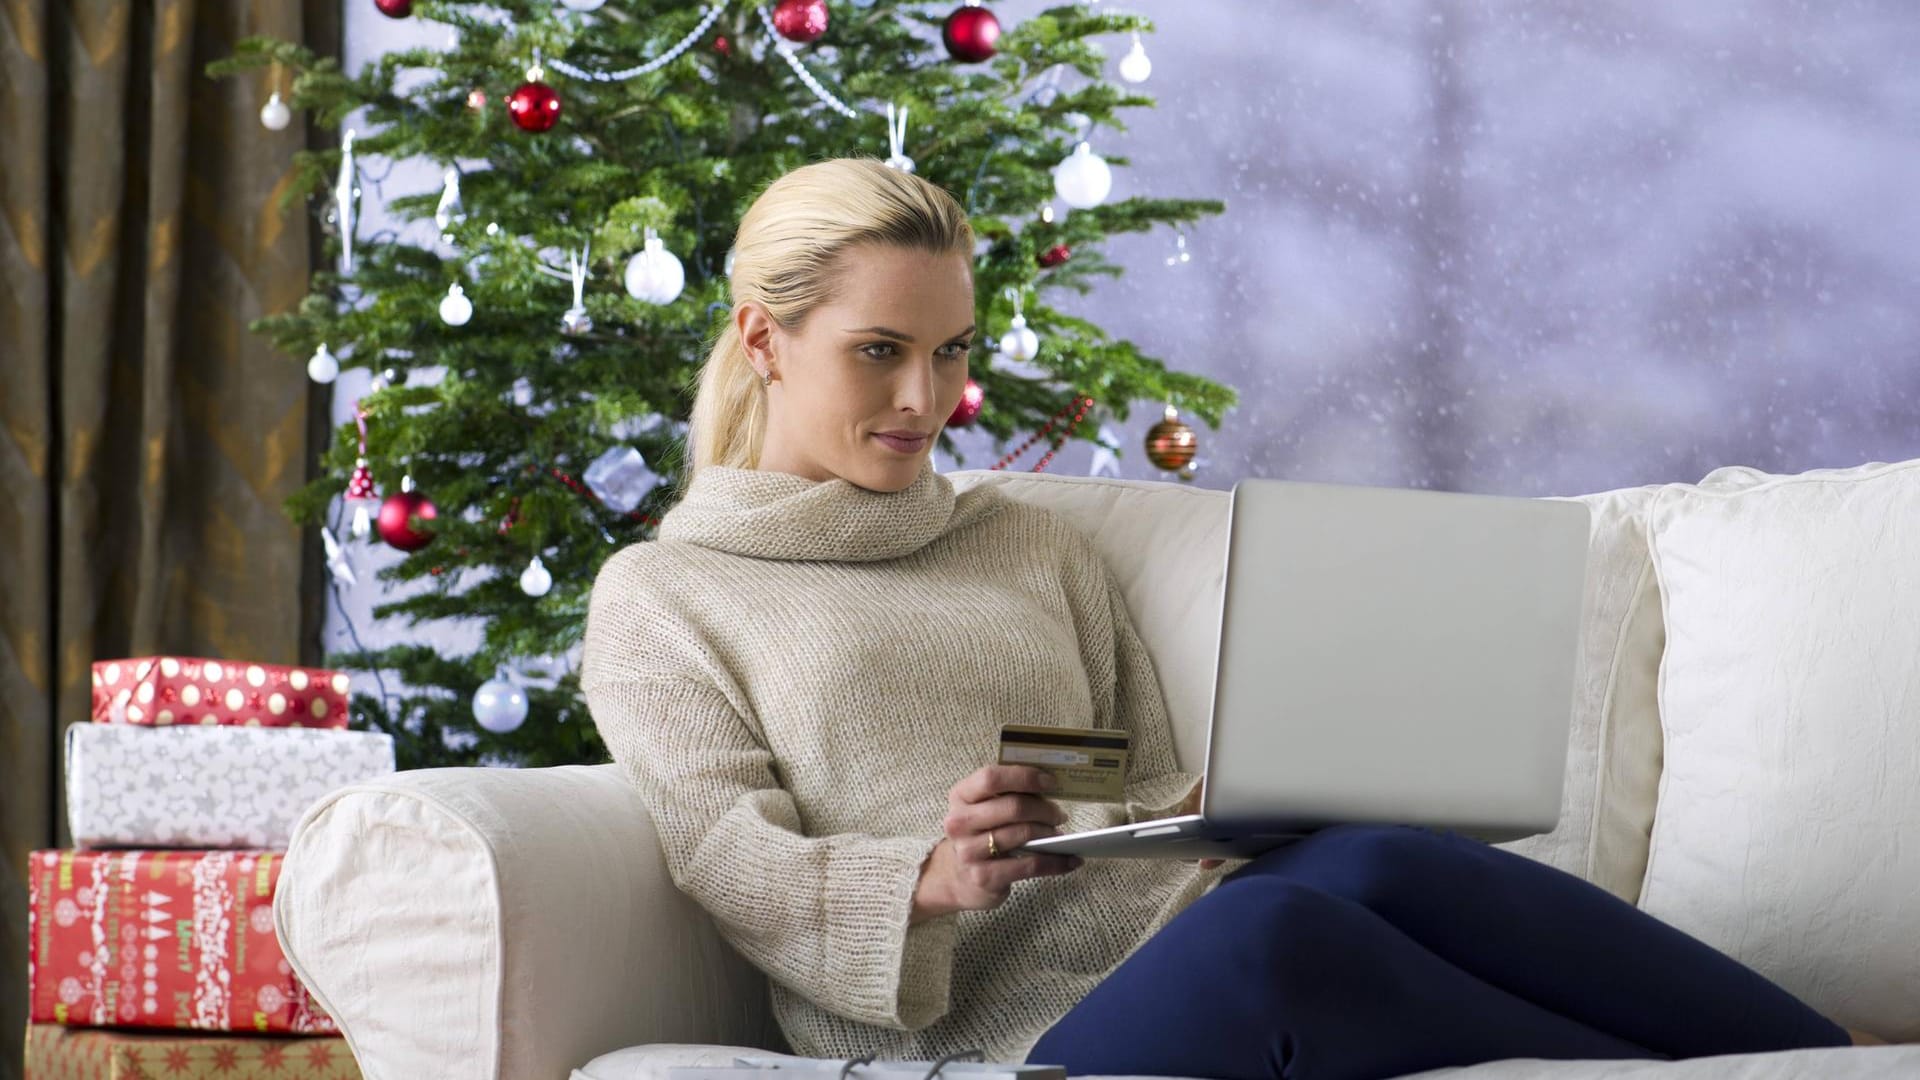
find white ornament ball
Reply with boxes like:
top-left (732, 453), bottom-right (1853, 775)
top-left (1118, 36), bottom-right (1152, 83)
top-left (472, 677), bottom-right (528, 734)
top-left (306, 343), bottom-right (339, 384)
top-left (439, 283), bottom-right (473, 326)
top-left (998, 314), bottom-right (1039, 361)
top-left (624, 236), bottom-right (686, 305)
top-left (259, 92), bottom-right (291, 131)
top-left (519, 555), bottom-right (553, 597)
top-left (1053, 142), bottom-right (1113, 209)
top-left (559, 0), bottom-right (607, 9)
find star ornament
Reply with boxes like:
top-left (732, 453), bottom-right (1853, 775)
top-left (321, 526), bottom-right (359, 587)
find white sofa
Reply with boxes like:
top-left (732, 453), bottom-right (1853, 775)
top-left (274, 460), bottom-right (1920, 1079)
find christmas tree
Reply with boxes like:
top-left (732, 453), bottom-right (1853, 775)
top-left (209, 0), bottom-right (1237, 770)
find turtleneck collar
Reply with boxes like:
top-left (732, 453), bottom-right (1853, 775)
top-left (656, 458), bottom-right (1006, 562)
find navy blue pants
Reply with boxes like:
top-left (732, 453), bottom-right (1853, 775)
top-left (1029, 824), bottom-right (1848, 1080)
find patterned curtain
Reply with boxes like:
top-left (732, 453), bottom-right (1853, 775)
top-left (0, 3), bottom-right (339, 1074)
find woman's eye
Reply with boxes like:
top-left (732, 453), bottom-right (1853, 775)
top-left (861, 342), bottom-right (972, 360)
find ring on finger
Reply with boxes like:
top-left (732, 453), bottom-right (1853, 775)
top-left (984, 829), bottom-right (1000, 860)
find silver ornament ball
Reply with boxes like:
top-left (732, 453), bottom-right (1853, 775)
top-left (472, 677), bottom-right (528, 734)
top-left (519, 555), bottom-right (553, 597)
top-left (259, 92), bottom-right (292, 131)
top-left (306, 343), bottom-right (339, 384)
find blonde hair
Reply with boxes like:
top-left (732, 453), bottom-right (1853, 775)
top-left (684, 157), bottom-right (976, 479)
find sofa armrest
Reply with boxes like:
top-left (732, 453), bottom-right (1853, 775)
top-left (275, 763), bottom-right (787, 1080)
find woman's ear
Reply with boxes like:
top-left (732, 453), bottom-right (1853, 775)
top-left (736, 301), bottom-right (777, 373)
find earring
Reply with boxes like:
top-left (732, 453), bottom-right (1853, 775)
top-left (761, 369), bottom-right (773, 387)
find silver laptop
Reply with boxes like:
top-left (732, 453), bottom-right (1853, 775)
top-left (1017, 476), bottom-right (1592, 860)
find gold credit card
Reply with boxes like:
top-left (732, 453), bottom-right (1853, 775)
top-left (998, 723), bottom-right (1130, 802)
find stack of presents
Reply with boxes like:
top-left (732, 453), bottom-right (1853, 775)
top-left (25, 655), bottom-right (397, 1079)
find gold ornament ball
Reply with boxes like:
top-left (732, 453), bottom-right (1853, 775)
top-left (1144, 404), bottom-right (1197, 472)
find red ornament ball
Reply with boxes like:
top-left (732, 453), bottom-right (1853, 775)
top-left (507, 81), bottom-right (563, 132)
top-left (376, 489), bottom-right (438, 551)
top-left (1038, 243), bottom-right (1071, 268)
top-left (373, 0), bottom-right (412, 18)
top-left (948, 379), bottom-right (985, 427)
top-left (943, 4), bottom-right (1002, 63)
top-left (772, 0), bottom-right (829, 44)
top-left (714, 35), bottom-right (732, 56)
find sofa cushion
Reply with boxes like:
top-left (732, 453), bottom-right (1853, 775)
top-left (947, 472), bottom-right (1229, 773)
top-left (1493, 486), bottom-right (1667, 904)
top-left (945, 471), bottom-right (1668, 904)
top-left (1637, 457), bottom-right (1920, 1042)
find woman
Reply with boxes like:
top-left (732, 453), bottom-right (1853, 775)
top-left (579, 158), bottom-right (1889, 1080)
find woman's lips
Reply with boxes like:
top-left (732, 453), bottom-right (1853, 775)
top-left (872, 433), bottom-right (929, 453)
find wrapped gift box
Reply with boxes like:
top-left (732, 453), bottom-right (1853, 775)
top-left (28, 849), bottom-right (336, 1035)
top-left (67, 723), bottom-right (395, 849)
top-left (24, 1024), bottom-right (361, 1079)
top-left (91, 656), bottom-right (351, 729)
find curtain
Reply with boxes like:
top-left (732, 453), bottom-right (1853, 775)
top-left (0, 3), bottom-right (339, 1073)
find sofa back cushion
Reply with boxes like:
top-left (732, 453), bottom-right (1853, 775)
top-left (948, 472), bottom-right (1230, 772)
top-left (1637, 457), bottom-right (1920, 1042)
top-left (946, 470), bottom-right (1667, 902)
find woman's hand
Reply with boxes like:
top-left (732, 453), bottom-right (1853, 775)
top-left (911, 765), bottom-right (1083, 923)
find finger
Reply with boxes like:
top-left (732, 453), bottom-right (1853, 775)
top-left (954, 764), bottom-right (1058, 804)
top-left (998, 821), bottom-right (1064, 852)
top-left (949, 793), bottom-right (1066, 836)
top-left (967, 821), bottom-right (1062, 863)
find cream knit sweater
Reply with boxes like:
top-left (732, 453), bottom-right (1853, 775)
top-left (580, 458), bottom-right (1238, 1063)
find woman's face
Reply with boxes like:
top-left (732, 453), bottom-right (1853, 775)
top-left (737, 243), bottom-right (974, 492)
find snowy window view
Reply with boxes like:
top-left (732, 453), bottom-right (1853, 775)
top-left (970, 0), bottom-right (1920, 495)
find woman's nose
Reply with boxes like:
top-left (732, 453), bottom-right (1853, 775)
top-left (895, 357), bottom-right (937, 414)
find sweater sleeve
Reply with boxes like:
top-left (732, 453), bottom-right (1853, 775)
top-left (584, 673), bottom-right (960, 1031)
top-left (1068, 535), bottom-right (1205, 826)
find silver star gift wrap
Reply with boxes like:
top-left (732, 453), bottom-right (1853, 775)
top-left (64, 723), bottom-right (396, 850)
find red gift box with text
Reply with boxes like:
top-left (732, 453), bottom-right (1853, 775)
top-left (89, 656), bottom-right (350, 729)
top-left (28, 849), bottom-right (336, 1035)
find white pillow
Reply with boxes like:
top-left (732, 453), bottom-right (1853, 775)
top-left (1638, 457), bottom-right (1920, 1041)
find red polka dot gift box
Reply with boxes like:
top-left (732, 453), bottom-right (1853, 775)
top-left (90, 656), bottom-right (351, 730)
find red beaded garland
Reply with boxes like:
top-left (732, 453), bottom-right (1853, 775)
top-left (524, 462), bottom-right (661, 527)
top-left (990, 395), bottom-right (1094, 472)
